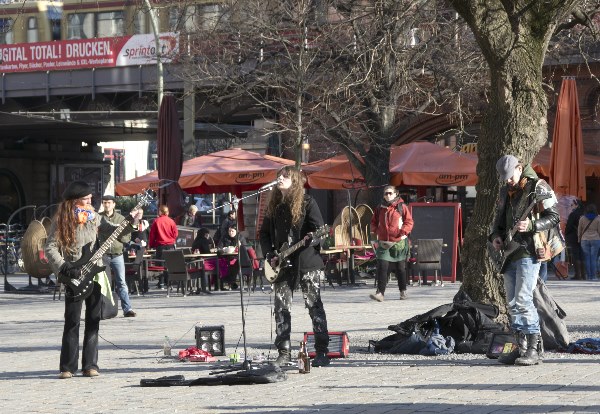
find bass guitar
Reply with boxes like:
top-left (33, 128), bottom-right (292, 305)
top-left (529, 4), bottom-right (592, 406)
top-left (264, 225), bottom-right (330, 283)
top-left (487, 185), bottom-right (552, 273)
top-left (63, 190), bottom-right (154, 301)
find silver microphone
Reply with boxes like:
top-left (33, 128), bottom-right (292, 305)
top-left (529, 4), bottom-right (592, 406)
top-left (259, 180), bottom-right (279, 190)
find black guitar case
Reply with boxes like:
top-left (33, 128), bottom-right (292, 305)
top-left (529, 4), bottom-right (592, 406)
top-left (101, 291), bottom-right (119, 320)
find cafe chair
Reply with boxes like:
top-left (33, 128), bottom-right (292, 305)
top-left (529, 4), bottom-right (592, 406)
top-left (125, 247), bottom-right (145, 296)
top-left (144, 257), bottom-right (166, 293)
top-left (414, 238), bottom-right (444, 287)
top-left (162, 250), bottom-right (203, 297)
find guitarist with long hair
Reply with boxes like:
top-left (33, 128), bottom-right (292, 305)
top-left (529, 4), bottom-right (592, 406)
top-left (259, 166), bottom-right (331, 368)
top-left (46, 181), bottom-right (142, 379)
top-left (489, 155), bottom-right (559, 366)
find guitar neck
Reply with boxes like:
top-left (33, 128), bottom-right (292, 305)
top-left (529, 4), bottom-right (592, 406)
top-left (506, 200), bottom-right (538, 242)
top-left (280, 240), bottom-right (305, 261)
top-left (279, 226), bottom-right (329, 261)
top-left (90, 199), bottom-right (145, 263)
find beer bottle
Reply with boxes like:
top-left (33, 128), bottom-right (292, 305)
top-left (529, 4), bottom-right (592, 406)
top-left (298, 341), bottom-right (310, 374)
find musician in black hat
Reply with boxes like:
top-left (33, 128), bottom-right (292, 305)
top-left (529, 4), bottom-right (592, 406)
top-left (45, 181), bottom-right (142, 379)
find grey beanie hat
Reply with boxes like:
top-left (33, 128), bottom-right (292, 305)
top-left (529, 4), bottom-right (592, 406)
top-left (62, 181), bottom-right (92, 201)
top-left (496, 155), bottom-right (520, 181)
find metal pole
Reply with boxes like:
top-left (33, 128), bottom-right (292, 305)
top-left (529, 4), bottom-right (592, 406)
top-left (143, 0), bottom-right (163, 106)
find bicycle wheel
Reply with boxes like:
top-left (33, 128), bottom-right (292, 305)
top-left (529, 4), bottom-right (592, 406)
top-left (1, 250), bottom-right (18, 274)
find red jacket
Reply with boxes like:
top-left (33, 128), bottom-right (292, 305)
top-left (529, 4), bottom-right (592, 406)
top-left (149, 215), bottom-right (178, 247)
top-left (371, 198), bottom-right (414, 242)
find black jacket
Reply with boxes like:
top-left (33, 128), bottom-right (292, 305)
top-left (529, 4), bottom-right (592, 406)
top-left (490, 165), bottom-right (560, 259)
top-left (259, 195), bottom-right (324, 276)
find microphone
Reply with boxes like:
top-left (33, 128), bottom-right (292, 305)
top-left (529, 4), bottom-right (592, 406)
top-left (259, 180), bottom-right (279, 190)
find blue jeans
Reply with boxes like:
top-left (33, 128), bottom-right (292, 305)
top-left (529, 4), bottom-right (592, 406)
top-left (503, 257), bottom-right (541, 334)
top-left (581, 239), bottom-right (600, 280)
top-left (103, 254), bottom-right (132, 313)
top-left (538, 261), bottom-right (548, 282)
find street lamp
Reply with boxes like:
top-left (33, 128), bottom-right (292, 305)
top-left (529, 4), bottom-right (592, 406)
top-left (301, 136), bottom-right (310, 163)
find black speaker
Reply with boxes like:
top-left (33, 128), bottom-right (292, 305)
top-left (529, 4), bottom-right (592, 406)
top-left (195, 325), bottom-right (225, 356)
top-left (303, 331), bottom-right (349, 358)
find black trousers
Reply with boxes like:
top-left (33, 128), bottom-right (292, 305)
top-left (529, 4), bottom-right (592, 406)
top-left (376, 259), bottom-right (407, 295)
top-left (60, 282), bottom-right (102, 373)
top-left (273, 269), bottom-right (329, 353)
top-left (156, 244), bottom-right (175, 285)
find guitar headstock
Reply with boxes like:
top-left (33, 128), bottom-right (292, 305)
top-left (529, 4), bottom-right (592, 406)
top-left (314, 224), bottom-right (330, 239)
top-left (137, 189), bottom-right (156, 208)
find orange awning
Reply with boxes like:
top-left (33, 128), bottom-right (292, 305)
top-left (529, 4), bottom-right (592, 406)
top-left (533, 147), bottom-right (600, 180)
top-left (116, 149), bottom-right (295, 196)
top-left (307, 142), bottom-right (479, 189)
top-left (388, 142), bottom-right (478, 186)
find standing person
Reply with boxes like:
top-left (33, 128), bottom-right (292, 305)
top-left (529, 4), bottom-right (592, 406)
top-left (149, 205), bottom-right (178, 289)
top-left (259, 166), bottom-right (331, 368)
top-left (45, 181), bottom-right (142, 379)
top-left (99, 195), bottom-right (136, 318)
top-left (490, 155), bottom-right (560, 366)
top-left (565, 199), bottom-right (585, 280)
top-left (577, 203), bottom-right (600, 281)
top-left (369, 185), bottom-right (414, 302)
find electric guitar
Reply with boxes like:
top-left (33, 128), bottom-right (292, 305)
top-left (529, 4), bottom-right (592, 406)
top-left (264, 225), bottom-right (330, 283)
top-left (63, 190), bottom-right (154, 301)
top-left (487, 185), bottom-right (552, 273)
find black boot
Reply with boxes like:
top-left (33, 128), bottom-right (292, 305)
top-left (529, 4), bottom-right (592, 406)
top-left (273, 340), bottom-right (291, 366)
top-left (498, 331), bottom-right (526, 365)
top-left (312, 352), bottom-right (330, 367)
top-left (515, 333), bottom-right (543, 366)
top-left (312, 333), bottom-right (330, 367)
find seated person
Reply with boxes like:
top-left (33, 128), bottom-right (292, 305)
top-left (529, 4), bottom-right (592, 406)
top-left (192, 227), bottom-right (216, 253)
top-left (179, 205), bottom-right (202, 228)
top-left (218, 225), bottom-right (248, 290)
top-left (127, 219), bottom-right (149, 253)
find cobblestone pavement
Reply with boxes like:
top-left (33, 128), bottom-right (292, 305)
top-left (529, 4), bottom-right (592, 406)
top-left (1, 274), bottom-right (599, 414)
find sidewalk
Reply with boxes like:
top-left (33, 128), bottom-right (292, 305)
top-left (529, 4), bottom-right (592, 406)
top-left (1, 274), bottom-right (600, 413)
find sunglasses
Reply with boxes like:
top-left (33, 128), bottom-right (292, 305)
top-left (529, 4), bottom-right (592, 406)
top-left (384, 192), bottom-right (395, 196)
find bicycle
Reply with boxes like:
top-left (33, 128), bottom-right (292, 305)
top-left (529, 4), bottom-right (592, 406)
top-left (0, 223), bottom-right (25, 276)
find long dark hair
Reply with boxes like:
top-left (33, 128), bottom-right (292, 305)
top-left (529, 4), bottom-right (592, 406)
top-left (265, 166), bottom-right (306, 226)
top-left (52, 199), bottom-right (81, 254)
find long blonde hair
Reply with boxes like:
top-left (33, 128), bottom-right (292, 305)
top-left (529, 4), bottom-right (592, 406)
top-left (265, 166), bottom-right (306, 226)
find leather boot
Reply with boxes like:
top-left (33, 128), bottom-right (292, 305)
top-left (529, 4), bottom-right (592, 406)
top-left (498, 331), bottom-right (526, 365)
top-left (273, 340), bottom-right (291, 366)
top-left (515, 333), bottom-right (543, 366)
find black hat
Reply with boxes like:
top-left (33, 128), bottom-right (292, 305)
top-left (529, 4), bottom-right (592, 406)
top-left (102, 195), bottom-right (116, 201)
top-left (62, 181), bottom-right (92, 201)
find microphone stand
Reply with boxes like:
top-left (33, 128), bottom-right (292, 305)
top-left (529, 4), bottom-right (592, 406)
top-left (207, 183), bottom-right (277, 372)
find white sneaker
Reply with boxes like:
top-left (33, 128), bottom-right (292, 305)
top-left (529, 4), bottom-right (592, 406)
top-left (369, 292), bottom-right (384, 302)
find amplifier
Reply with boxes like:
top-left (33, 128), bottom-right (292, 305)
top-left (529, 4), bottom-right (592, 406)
top-left (303, 331), bottom-right (349, 358)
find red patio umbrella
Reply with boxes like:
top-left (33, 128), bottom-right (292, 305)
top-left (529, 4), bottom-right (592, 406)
top-left (157, 94), bottom-right (185, 218)
top-left (549, 78), bottom-right (586, 200)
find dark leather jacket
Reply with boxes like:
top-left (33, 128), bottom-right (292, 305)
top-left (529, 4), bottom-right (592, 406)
top-left (490, 165), bottom-right (560, 259)
top-left (260, 195), bottom-right (324, 277)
